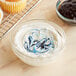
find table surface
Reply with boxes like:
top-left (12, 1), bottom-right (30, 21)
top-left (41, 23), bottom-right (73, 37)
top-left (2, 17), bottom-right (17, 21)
top-left (0, 0), bottom-right (76, 76)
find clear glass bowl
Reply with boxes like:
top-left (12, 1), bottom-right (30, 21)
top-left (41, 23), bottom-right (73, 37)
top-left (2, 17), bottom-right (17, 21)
top-left (10, 19), bottom-right (66, 66)
top-left (56, 0), bottom-right (76, 23)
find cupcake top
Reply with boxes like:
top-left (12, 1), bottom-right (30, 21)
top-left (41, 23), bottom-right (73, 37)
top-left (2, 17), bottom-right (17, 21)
top-left (0, 8), bottom-right (3, 23)
top-left (14, 21), bottom-right (65, 58)
top-left (6, 0), bottom-right (20, 2)
top-left (0, 0), bottom-right (24, 2)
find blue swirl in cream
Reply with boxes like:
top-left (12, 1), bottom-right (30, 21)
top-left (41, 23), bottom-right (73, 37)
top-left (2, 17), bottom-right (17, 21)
top-left (23, 29), bottom-right (55, 54)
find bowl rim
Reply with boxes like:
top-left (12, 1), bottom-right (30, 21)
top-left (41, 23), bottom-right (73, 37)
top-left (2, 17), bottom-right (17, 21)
top-left (10, 19), bottom-right (66, 58)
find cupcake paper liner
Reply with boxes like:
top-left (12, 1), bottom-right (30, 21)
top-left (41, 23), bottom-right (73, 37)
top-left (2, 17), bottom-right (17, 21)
top-left (0, 0), bottom-right (27, 14)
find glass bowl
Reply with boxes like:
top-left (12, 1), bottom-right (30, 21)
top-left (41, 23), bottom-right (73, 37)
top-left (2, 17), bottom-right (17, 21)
top-left (56, 0), bottom-right (76, 23)
top-left (10, 19), bottom-right (66, 66)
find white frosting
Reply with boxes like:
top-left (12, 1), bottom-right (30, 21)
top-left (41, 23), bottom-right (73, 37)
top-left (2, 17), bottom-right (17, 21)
top-left (14, 21), bottom-right (62, 58)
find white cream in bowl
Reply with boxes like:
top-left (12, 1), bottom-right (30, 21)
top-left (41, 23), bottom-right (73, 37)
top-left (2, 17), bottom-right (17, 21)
top-left (12, 20), bottom-right (65, 66)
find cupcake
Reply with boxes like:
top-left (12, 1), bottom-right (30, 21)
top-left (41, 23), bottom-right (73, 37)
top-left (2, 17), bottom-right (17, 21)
top-left (0, 8), bottom-right (3, 24)
top-left (0, 0), bottom-right (27, 14)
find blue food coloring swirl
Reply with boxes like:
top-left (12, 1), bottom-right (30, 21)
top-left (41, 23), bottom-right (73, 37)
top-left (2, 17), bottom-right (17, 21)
top-left (24, 29), bottom-right (55, 54)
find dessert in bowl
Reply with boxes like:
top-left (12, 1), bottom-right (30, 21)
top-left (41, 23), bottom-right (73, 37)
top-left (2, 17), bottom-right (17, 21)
top-left (10, 19), bottom-right (66, 66)
top-left (56, 0), bottom-right (76, 23)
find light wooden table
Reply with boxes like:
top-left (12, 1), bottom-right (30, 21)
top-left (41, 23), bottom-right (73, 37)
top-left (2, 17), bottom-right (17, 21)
top-left (0, 0), bottom-right (76, 76)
